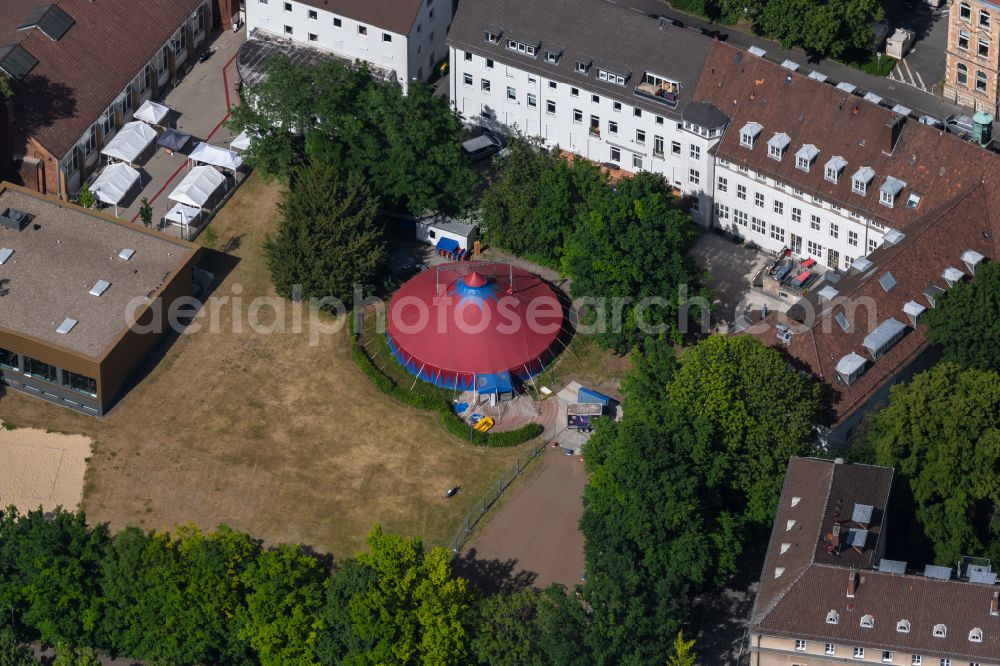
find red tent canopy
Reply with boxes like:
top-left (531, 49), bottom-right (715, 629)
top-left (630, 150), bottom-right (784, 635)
top-left (386, 262), bottom-right (564, 390)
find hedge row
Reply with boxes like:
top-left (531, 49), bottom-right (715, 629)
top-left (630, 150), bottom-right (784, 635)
top-left (349, 315), bottom-right (543, 447)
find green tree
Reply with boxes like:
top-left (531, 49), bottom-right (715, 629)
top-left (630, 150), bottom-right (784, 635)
top-left (469, 589), bottom-right (545, 666)
top-left (562, 172), bottom-right (704, 352)
top-left (138, 197), bottom-right (153, 228)
top-left (666, 335), bottom-right (821, 523)
top-left (924, 261), bottom-right (1000, 372)
top-left (76, 184), bottom-right (94, 209)
top-left (51, 644), bottom-right (100, 666)
top-left (666, 632), bottom-right (697, 666)
top-left (0, 74), bottom-right (13, 101)
top-left (0, 628), bottom-right (35, 666)
top-left (345, 526), bottom-right (474, 665)
top-left (477, 136), bottom-right (604, 266)
top-left (0, 508), bottom-right (107, 646)
top-left (757, 0), bottom-right (883, 59)
top-left (264, 163), bottom-right (385, 308)
top-left (231, 57), bottom-right (477, 215)
top-left (235, 544), bottom-right (327, 666)
top-left (861, 363), bottom-right (1000, 564)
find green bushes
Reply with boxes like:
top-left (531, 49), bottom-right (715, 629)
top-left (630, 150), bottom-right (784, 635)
top-left (349, 313), bottom-right (544, 448)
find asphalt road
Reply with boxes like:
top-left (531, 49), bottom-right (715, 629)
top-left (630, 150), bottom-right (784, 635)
top-left (601, 0), bottom-right (966, 122)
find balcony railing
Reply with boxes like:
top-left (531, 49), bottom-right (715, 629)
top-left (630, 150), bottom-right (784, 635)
top-left (634, 82), bottom-right (678, 108)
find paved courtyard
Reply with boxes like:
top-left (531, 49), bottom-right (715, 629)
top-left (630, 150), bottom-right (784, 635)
top-left (114, 27), bottom-right (246, 234)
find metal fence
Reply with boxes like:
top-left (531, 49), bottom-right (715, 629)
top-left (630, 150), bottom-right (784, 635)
top-left (447, 438), bottom-right (550, 553)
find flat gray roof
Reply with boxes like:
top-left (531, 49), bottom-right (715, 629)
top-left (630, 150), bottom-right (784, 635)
top-left (0, 188), bottom-right (195, 359)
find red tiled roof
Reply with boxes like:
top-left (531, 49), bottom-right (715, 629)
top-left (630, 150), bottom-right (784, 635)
top-left (3, 0), bottom-right (202, 158)
top-left (693, 41), bottom-right (1000, 233)
top-left (748, 182), bottom-right (1000, 427)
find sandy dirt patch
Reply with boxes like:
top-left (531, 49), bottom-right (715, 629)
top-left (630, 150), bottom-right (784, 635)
top-left (0, 426), bottom-right (91, 514)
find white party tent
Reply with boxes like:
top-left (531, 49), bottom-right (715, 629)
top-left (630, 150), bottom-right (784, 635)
top-left (230, 130), bottom-right (251, 151)
top-left (101, 121), bottom-right (157, 164)
top-left (134, 100), bottom-right (171, 125)
top-left (168, 165), bottom-right (225, 209)
top-left (164, 202), bottom-right (202, 238)
top-left (189, 142), bottom-right (243, 171)
top-left (89, 162), bottom-right (140, 216)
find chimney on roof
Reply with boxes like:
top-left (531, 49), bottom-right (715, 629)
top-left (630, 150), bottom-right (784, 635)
top-left (992, 591), bottom-right (999, 616)
top-left (847, 569), bottom-right (859, 598)
top-left (884, 114), bottom-right (905, 155)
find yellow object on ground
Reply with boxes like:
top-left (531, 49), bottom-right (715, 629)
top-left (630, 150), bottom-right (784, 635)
top-left (474, 417), bottom-right (495, 432)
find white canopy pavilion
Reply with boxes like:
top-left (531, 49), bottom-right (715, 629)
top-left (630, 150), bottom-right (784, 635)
top-left (189, 142), bottom-right (243, 171)
top-left (168, 165), bottom-right (225, 209)
top-left (101, 121), bottom-right (156, 164)
top-left (230, 130), bottom-right (252, 151)
top-left (134, 100), bottom-right (171, 125)
top-left (163, 202), bottom-right (202, 239)
top-left (89, 162), bottom-right (140, 217)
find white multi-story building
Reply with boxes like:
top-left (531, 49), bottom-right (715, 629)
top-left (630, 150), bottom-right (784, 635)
top-left (447, 0), bottom-right (988, 273)
top-left (244, 0), bottom-right (451, 92)
top-left (446, 0), bottom-right (724, 225)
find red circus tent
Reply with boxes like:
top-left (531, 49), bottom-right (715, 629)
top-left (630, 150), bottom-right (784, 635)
top-left (386, 262), bottom-right (565, 391)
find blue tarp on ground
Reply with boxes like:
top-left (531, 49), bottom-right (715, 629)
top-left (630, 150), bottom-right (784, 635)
top-left (435, 237), bottom-right (460, 252)
top-left (475, 371), bottom-right (513, 395)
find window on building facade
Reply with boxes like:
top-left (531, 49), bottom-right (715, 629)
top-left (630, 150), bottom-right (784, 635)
top-left (981, 9), bottom-right (991, 28)
top-left (283, 1), bottom-right (291, 10)
top-left (308, 32), bottom-right (317, 41)
top-left (807, 240), bottom-right (823, 256)
top-left (23, 357), bottom-right (57, 383)
top-left (882, 651), bottom-right (893, 663)
top-left (957, 62), bottom-right (968, 85)
top-left (774, 200), bottom-right (784, 215)
top-left (755, 192), bottom-right (765, 208)
top-left (308, 8), bottom-right (317, 18)
top-left (718, 176), bottom-right (728, 192)
top-left (633, 154), bottom-right (643, 170)
top-left (690, 145), bottom-right (700, 160)
top-left (573, 109), bottom-right (583, 123)
top-left (570, 87), bottom-right (579, 97)
top-left (848, 230), bottom-right (859, 246)
top-left (62, 371), bottom-right (97, 397)
top-left (358, 25), bottom-right (367, 35)
top-left (977, 70), bottom-right (988, 92)
top-left (546, 100), bottom-right (556, 114)
top-left (481, 79), bottom-right (491, 92)
top-left (613, 101), bottom-right (622, 112)
top-left (960, 1), bottom-right (971, 20)
top-left (734, 209), bottom-right (748, 226)
top-left (810, 214), bottom-right (821, 231)
top-left (795, 640), bottom-right (807, 651)
top-left (486, 58), bottom-right (494, 69)
top-left (671, 141), bottom-right (681, 155)
top-left (0, 348), bottom-right (19, 370)
top-left (979, 37), bottom-right (989, 58)
top-left (333, 17), bottom-right (342, 26)
top-left (737, 184), bottom-right (747, 200)
top-left (770, 224), bottom-right (785, 242)
top-left (591, 93), bottom-right (600, 103)
top-left (791, 207), bottom-right (801, 223)
top-left (608, 120), bottom-right (618, 135)
top-left (751, 217), bottom-right (765, 234)
top-left (715, 203), bottom-right (730, 220)
top-left (283, 24), bottom-right (293, 35)
top-left (463, 73), bottom-right (472, 86)
top-left (825, 644), bottom-right (835, 656)
top-left (653, 136), bottom-right (664, 156)
top-left (636, 129), bottom-right (645, 144)
top-left (830, 222), bottom-right (839, 239)
top-left (610, 146), bottom-right (620, 162)
top-left (959, 30), bottom-right (970, 50)
top-left (507, 86), bottom-right (516, 101)
top-left (634, 108), bottom-right (642, 118)
top-left (527, 93), bottom-right (537, 107)
top-left (689, 169), bottom-right (700, 185)
top-left (383, 33), bottom-right (392, 42)
top-left (548, 80), bottom-right (556, 89)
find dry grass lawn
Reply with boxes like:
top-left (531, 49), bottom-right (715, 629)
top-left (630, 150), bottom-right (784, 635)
top-left (0, 174), bottom-right (528, 559)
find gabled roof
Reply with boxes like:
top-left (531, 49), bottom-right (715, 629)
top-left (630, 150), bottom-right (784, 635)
top-left (748, 183), bottom-right (1000, 427)
top-left (1, 0), bottom-right (203, 158)
top-left (693, 41), bottom-right (1000, 232)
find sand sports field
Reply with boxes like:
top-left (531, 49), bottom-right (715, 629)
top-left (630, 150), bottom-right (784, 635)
top-left (0, 425), bottom-right (91, 514)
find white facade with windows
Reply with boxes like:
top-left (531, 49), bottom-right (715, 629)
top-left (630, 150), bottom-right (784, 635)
top-left (245, 0), bottom-right (451, 92)
top-left (448, 46), bottom-right (720, 225)
top-left (710, 159), bottom-right (893, 271)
